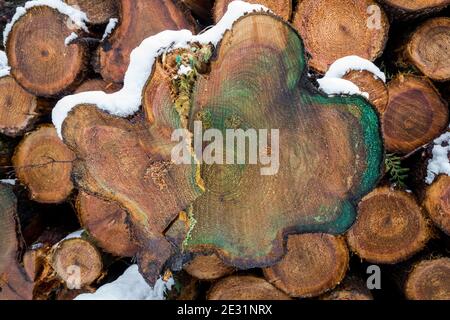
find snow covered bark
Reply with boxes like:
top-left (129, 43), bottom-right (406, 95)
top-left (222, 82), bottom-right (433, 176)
top-left (64, 0), bottom-right (118, 25)
top-left (97, 0), bottom-right (196, 83)
top-left (214, 0), bottom-right (291, 22)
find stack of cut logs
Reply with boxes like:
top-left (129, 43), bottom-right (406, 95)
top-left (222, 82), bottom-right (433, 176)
top-left (0, 0), bottom-right (449, 300)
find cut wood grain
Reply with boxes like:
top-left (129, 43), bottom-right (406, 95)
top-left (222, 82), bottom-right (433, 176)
top-left (97, 0), bottom-right (196, 83)
top-left (263, 234), bottom-right (349, 298)
top-left (293, 0), bottom-right (389, 73)
top-left (347, 187), bottom-right (431, 264)
top-left (13, 125), bottom-right (75, 203)
top-left (207, 275), bottom-right (292, 300)
top-left (6, 6), bottom-right (88, 96)
top-left (382, 75), bottom-right (448, 155)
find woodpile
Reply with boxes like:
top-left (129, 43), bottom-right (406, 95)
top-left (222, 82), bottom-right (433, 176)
top-left (0, 0), bottom-right (449, 301)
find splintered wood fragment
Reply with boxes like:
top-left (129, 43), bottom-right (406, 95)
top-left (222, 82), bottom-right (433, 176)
top-left (13, 125), bottom-right (75, 204)
top-left (378, 0), bottom-right (450, 17)
top-left (0, 184), bottom-right (33, 300)
top-left (51, 235), bottom-right (103, 288)
top-left (0, 75), bottom-right (39, 137)
top-left (320, 276), bottom-right (374, 300)
top-left (347, 187), bottom-right (431, 264)
top-left (263, 234), bottom-right (349, 298)
top-left (177, 14), bottom-right (383, 269)
top-left (404, 17), bottom-right (450, 82)
top-left (62, 105), bottom-right (203, 284)
top-left (382, 75), bottom-right (448, 155)
top-left (293, 0), bottom-right (389, 73)
top-left (423, 175), bottom-right (450, 235)
top-left (213, 0), bottom-right (292, 22)
top-left (76, 191), bottom-right (138, 257)
top-left (75, 79), bottom-right (122, 94)
top-left (342, 70), bottom-right (389, 114)
top-left (64, 0), bottom-right (119, 25)
top-left (98, 0), bottom-right (196, 83)
top-left (6, 6), bottom-right (88, 97)
top-left (184, 254), bottom-right (235, 280)
top-left (207, 275), bottom-right (292, 300)
top-left (405, 257), bottom-right (450, 300)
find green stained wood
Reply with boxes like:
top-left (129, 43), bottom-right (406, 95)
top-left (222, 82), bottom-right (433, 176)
top-left (183, 13), bottom-right (383, 268)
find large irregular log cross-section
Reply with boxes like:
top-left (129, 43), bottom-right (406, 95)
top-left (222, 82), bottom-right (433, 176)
top-left (98, 0), bottom-right (196, 83)
top-left (63, 13), bottom-right (383, 283)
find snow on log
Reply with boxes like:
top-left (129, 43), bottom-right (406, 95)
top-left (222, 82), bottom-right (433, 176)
top-left (214, 0), bottom-right (291, 22)
top-left (76, 191), bottom-right (138, 257)
top-left (381, 75), bottom-right (448, 155)
top-left (64, 0), bottom-right (118, 25)
top-left (5, 1), bottom-right (89, 96)
top-left (207, 275), bottom-right (292, 300)
top-left (293, 0), bottom-right (389, 73)
top-left (97, 0), bottom-right (197, 84)
top-left (346, 187), bottom-right (431, 264)
top-left (263, 234), bottom-right (349, 298)
top-left (75, 265), bottom-right (174, 300)
top-left (13, 125), bottom-right (75, 203)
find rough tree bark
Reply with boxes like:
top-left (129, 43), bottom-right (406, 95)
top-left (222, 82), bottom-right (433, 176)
top-left (97, 0), bottom-right (196, 83)
top-left (263, 234), bottom-right (349, 298)
top-left (76, 191), bottom-right (138, 257)
top-left (423, 175), bottom-right (450, 236)
top-left (207, 275), bottom-right (292, 300)
top-left (213, 0), bottom-right (292, 22)
top-left (346, 187), bottom-right (431, 264)
top-left (381, 75), bottom-right (448, 155)
top-left (293, 0), bottom-right (389, 73)
top-left (6, 6), bottom-right (89, 97)
top-left (13, 125), bottom-right (75, 204)
top-left (0, 184), bottom-right (33, 300)
top-left (0, 75), bottom-right (40, 137)
top-left (405, 257), bottom-right (450, 300)
top-left (64, 0), bottom-right (118, 25)
top-left (402, 17), bottom-right (450, 82)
